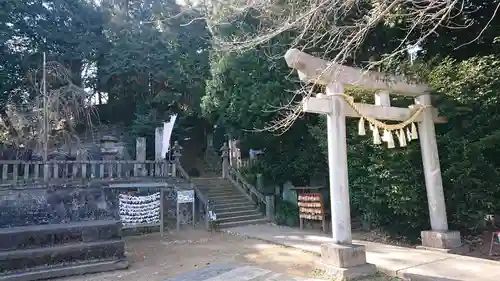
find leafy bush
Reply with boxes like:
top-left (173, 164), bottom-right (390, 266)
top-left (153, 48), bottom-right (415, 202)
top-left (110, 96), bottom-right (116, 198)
top-left (274, 198), bottom-right (300, 227)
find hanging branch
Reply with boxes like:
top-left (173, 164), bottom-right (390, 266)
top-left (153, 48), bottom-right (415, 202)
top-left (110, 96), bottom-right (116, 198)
top-left (2, 60), bottom-right (100, 154)
top-left (192, 0), bottom-right (499, 133)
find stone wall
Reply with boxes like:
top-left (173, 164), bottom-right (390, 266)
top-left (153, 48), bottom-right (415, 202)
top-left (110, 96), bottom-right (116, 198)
top-left (0, 179), bottom-right (193, 229)
top-left (0, 184), bottom-right (119, 228)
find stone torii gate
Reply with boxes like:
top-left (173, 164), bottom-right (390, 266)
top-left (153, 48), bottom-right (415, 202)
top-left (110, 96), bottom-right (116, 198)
top-left (284, 49), bottom-right (462, 279)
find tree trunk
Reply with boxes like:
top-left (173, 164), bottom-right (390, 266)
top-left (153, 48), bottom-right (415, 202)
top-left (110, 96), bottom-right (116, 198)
top-left (0, 107), bottom-right (18, 139)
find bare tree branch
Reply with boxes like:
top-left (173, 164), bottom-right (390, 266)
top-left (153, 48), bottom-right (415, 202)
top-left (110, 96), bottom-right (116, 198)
top-left (180, 0), bottom-right (499, 133)
top-left (4, 61), bottom-right (99, 156)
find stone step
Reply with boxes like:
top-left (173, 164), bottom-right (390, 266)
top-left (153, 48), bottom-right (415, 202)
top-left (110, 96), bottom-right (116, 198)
top-left (0, 259), bottom-right (129, 281)
top-left (215, 201), bottom-right (255, 209)
top-left (195, 183), bottom-right (225, 187)
top-left (0, 240), bottom-right (125, 273)
top-left (194, 178), bottom-right (227, 181)
top-left (207, 189), bottom-right (241, 196)
top-left (209, 194), bottom-right (247, 201)
top-left (193, 176), bottom-right (222, 179)
top-left (215, 204), bottom-right (257, 213)
top-left (217, 214), bottom-right (264, 224)
top-left (200, 183), bottom-right (235, 188)
top-left (205, 186), bottom-right (235, 190)
top-left (194, 176), bottom-right (266, 229)
top-left (195, 184), bottom-right (234, 189)
top-left (216, 209), bottom-right (261, 219)
top-left (218, 218), bottom-right (268, 228)
top-left (211, 198), bottom-right (250, 205)
top-left (211, 196), bottom-right (248, 202)
top-left (207, 186), bottom-right (239, 192)
top-left (0, 220), bottom-right (122, 251)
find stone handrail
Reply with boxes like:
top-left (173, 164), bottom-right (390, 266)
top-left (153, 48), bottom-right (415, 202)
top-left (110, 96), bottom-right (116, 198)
top-left (227, 165), bottom-right (265, 204)
top-left (0, 160), bottom-right (172, 184)
top-left (175, 160), bottom-right (214, 230)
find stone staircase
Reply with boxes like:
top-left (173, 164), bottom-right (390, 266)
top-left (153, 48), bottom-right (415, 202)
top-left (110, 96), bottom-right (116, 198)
top-left (192, 177), bottom-right (267, 228)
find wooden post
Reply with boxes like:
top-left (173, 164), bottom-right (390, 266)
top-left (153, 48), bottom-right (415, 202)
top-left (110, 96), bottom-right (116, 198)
top-left (155, 127), bottom-right (163, 161)
top-left (176, 199), bottom-right (180, 232)
top-left (136, 137), bottom-right (146, 176)
top-left (227, 135), bottom-right (234, 167)
top-left (220, 142), bottom-right (229, 178)
top-left (160, 188), bottom-right (164, 236)
top-left (256, 173), bottom-right (264, 191)
top-left (265, 195), bottom-right (275, 222)
top-left (191, 182), bottom-right (196, 225)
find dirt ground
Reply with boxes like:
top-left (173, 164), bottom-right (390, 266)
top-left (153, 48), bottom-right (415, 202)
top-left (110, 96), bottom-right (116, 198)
top-left (58, 228), bottom-right (398, 281)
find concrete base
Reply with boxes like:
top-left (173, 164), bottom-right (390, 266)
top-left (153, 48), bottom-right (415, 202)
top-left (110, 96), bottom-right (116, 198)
top-left (420, 230), bottom-right (462, 250)
top-left (316, 243), bottom-right (376, 280)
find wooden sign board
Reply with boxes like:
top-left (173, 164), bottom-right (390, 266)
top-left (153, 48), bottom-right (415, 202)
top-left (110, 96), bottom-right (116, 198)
top-left (177, 190), bottom-right (195, 204)
top-left (176, 189), bottom-right (196, 231)
top-left (298, 192), bottom-right (327, 233)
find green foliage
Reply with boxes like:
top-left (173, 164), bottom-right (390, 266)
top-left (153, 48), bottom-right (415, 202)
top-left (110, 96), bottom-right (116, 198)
top-left (427, 55), bottom-right (500, 232)
top-left (202, 49), bottom-right (294, 131)
top-left (203, 18), bottom-right (327, 186)
top-left (97, 1), bottom-right (211, 147)
top-left (203, 47), bottom-right (328, 185)
top-left (275, 198), bottom-right (300, 227)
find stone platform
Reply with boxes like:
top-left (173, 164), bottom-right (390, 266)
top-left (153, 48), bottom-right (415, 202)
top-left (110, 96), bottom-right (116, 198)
top-left (164, 263), bottom-right (323, 281)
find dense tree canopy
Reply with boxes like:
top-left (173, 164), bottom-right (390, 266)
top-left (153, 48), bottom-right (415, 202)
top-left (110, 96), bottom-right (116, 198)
top-left (1, 0), bottom-right (211, 155)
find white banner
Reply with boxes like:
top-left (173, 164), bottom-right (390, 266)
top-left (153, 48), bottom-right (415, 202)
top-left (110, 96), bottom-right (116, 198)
top-left (161, 114), bottom-right (177, 159)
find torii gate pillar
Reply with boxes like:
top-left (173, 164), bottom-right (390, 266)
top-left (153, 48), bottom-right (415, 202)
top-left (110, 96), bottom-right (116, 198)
top-left (310, 83), bottom-right (377, 279)
top-left (416, 94), bottom-right (462, 250)
top-left (324, 83), bottom-right (352, 245)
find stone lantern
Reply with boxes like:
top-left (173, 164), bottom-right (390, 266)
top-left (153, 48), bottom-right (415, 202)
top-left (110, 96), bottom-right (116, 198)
top-left (100, 136), bottom-right (119, 160)
top-left (100, 136), bottom-right (119, 177)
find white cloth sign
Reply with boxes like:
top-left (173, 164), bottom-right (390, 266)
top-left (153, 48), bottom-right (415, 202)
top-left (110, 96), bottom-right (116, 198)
top-left (118, 192), bottom-right (161, 226)
top-left (161, 114), bottom-right (177, 158)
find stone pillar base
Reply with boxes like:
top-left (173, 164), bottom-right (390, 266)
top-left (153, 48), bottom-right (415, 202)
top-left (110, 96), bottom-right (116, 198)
top-left (418, 230), bottom-right (465, 252)
top-left (315, 243), bottom-right (376, 280)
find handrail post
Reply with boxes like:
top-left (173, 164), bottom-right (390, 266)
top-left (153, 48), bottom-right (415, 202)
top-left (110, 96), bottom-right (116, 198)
top-left (43, 162), bottom-right (49, 181)
top-left (265, 195), bottom-right (275, 222)
top-left (256, 173), bottom-right (263, 191)
top-left (136, 137), bottom-right (146, 176)
top-left (220, 142), bottom-right (229, 179)
top-left (205, 203), bottom-right (210, 230)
